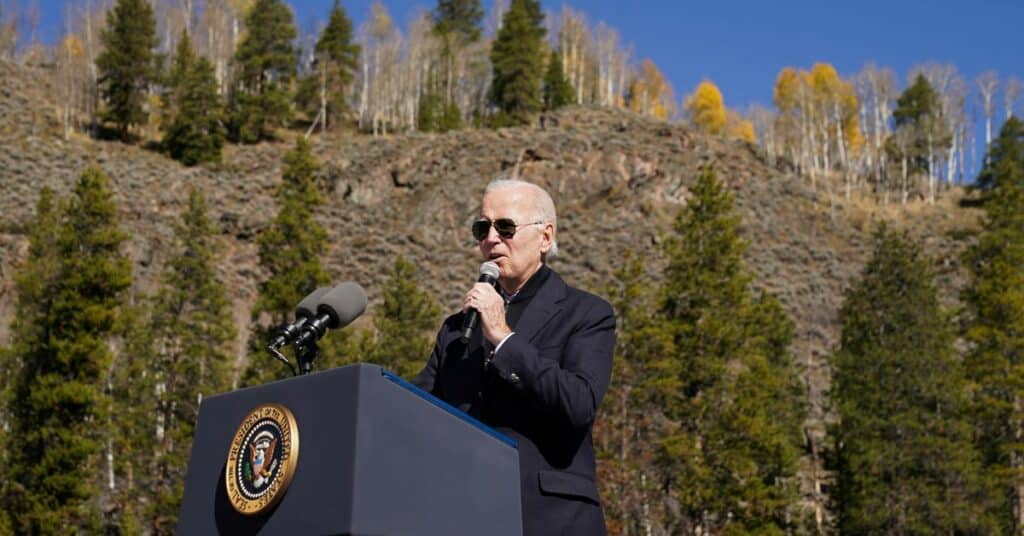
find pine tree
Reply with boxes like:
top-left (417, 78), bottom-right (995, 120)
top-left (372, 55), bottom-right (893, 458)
top-left (657, 167), bottom-right (805, 533)
top-left (0, 188), bottom-right (61, 529)
top-left (363, 256), bottom-right (440, 379)
top-left (597, 252), bottom-right (674, 534)
top-left (96, 0), bottom-right (158, 141)
top-left (963, 116), bottom-right (1024, 533)
top-left (138, 188), bottom-right (236, 531)
top-left (542, 50), bottom-right (573, 112)
top-left (833, 225), bottom-right (998, 533)
top-left (975, 116), bottom-right (1024, 192)
top-left (887, 74), bottom-right (950, 175)
top-left (432, 0), bottom-right (483, 109)
top-left (163, 31), bottom-right (225, 165)
top-left (489, 0), bottom-right (545, 125)
top-left (297, 0), bottom-right (360, 132)
top-left (432, 0), bottom-right (484, 44)
top-left (418, 89), bottom-right (462, 132)
top-left (229, 0), bottom-right (297, 143)
top-left (7, 167), bottom-right (132, 533)
top-left (242, 138), bottom-right (331, 385)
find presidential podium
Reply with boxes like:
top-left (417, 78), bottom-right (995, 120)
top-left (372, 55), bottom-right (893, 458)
top-left (177, 364), bottom-right (523, 535)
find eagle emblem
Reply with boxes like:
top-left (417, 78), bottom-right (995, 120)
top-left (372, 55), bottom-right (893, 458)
top-left (247, 431), bottom-right (278, 488)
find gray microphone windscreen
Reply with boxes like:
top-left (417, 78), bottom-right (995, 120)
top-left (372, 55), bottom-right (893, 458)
top-left (317, 282), bottom-right (368, 329)
top-left (296, 287), bottom-right (331, 318)
top-left (480, 261), bottom-right (500, 280)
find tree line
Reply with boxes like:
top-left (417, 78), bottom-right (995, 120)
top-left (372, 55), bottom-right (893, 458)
top-left (686, 64), bottom-right (1022, 207)
top-left (5, 0), bottom-right (1019, 210)
top-left (1, 0), bottom-right (674, 159)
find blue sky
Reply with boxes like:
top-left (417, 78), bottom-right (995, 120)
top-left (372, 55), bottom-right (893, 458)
top-left (21, 0), bottom-right (1024, 168)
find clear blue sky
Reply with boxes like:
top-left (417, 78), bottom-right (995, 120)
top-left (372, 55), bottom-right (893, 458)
top-left (24, 0), bottom-right (1024, 162)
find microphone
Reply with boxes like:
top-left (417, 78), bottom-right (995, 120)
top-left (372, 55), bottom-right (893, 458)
top-left (291, 282), bottom-right (368, 349)
top-left (268, 286), bottom-right (332, 349)
top-left (460, 261), bottom-right (501, 342)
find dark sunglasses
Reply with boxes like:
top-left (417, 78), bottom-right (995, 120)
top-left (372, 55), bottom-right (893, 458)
top-left (472, 218), bottom-right (545, 241)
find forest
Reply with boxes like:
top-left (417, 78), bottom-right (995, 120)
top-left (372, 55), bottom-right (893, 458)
top-left (0, 0), bottom-right (1023, 534)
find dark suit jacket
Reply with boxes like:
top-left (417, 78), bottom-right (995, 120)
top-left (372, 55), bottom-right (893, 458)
top-left (414, 266), bottom-right (616, 536)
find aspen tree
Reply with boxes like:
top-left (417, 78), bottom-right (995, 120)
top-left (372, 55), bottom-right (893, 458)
top-left (685, 80), bottom-right (727, 136)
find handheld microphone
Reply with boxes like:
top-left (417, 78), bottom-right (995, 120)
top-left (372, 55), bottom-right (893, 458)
top-left (291, 282), bottom-right (368, 349)
top-left (268, 287), bottom-right (332, 349)
top-left (460, 261), bottom-right (501, 342)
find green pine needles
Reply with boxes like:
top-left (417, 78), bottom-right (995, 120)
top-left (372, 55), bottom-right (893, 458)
top-left (96, 0), bottom-right (158, 142)
top-left (5, 168), bottom-right (132, 533)
top-left (602, 167), bottom-right (806, 533)
top-left (229, 0), bottom-right (298, 143)
top-left (832, 225), bottom-right (998, 533)
top-left (490, 0), bottom-right (545, 125)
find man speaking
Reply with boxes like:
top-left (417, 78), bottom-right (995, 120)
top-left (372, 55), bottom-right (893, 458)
top-left (414, 178), bottom-right (616, 535)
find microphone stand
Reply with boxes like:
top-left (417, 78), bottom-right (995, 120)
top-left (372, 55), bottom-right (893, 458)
top-left (295, 340), bottom-right (320, 376)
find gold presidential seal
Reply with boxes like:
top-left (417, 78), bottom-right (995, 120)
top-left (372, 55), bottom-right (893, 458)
top-left (225, 403), bottom-right (299, 515)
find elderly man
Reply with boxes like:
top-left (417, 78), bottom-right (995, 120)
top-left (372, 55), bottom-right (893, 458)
top-left (414, 179), bottom-right (616, 535)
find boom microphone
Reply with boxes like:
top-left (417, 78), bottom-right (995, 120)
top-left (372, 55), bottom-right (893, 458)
top-left (291, 282), bottom-right (368, 349)
top-left (460, 261), bottom-right (501, 342)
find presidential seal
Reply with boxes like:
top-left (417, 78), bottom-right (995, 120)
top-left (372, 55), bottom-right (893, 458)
top-left (225, 403), bottom-right (299, 515)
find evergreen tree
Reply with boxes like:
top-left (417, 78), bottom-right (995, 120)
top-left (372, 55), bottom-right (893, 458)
top-left (364, 256), bottom-right (440, 379)
top-left (7, 168), bottom-right (132, 533)
top-left (0, 188), bottom-right (61, 530)
top-left (975, 116), bottom-right (1024, 192)
top-left (887, 74), bottom-right (950, 175)
top-left (137, 188), bottom-right (236, 531)
top-left (657, 167), bottom-right (805, 533)
top-left (418, 89), bottom-right (462, 132)
top-left (597, 252), bottom-right (674, 534)
top-left (242, 138), bottom-right (331, 385)
top-left (432, 0), bottom-right (484, 44)
top-left (963, 116), bottom-right (1024, 533)
top-left (833, 225), bottom-right (998, 533)
top-left (489, 0), bottom-right (545, 125)
top-left (297, 0), bottom-right (360, 132)
top-left (163, 31), bottom-right (225, 165)
top-left (432, 0), bottom-right (483, 110)
top-left (542, 50), bottom-right (574, 112)
top-left (96, 0), bottom-right (158, 142)
top-left (229, 0), bottom-right (297, 143)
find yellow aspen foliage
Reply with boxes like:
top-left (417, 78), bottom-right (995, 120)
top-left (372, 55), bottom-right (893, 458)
top-left (61, 35), bottom-right (84, 58)
top-left (628, 58), bottom-right (674, 120)
top-left (810, 63), bottom-right (864, 153)
top-left (773, 67), bottom-right (800, 113)
top-left (727, 110), bottom-right (756, 143)
top-left (685, 79), bottom-right (727, 136)
top-left (841, 89), bottom-right (864, 153)
top-left (230, 0), bottom-right (256, 17)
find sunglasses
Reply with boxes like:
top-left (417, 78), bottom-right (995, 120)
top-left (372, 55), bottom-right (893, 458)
top-left (472, 218), bottom-right (545, 241)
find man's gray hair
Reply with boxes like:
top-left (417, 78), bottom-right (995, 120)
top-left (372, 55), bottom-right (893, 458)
top-left (484, 178), bottom-right (558, 258)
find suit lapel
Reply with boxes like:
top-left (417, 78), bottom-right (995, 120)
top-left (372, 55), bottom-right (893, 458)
top-left (511, 270), bottom-right (566, 344)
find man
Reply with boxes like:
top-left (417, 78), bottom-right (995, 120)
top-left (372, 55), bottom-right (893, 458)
top-left (414, 179), bottom-right (616, 535)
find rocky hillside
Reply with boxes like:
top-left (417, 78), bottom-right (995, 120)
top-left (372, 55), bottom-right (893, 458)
top-left (0, 59), bottom-right (980, 507)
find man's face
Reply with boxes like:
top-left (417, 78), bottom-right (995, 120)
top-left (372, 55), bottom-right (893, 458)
top-left (478, 188), bottom-right (553, 289)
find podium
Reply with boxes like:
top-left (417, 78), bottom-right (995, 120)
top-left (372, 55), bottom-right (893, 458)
top-left (177, 364), bottom-right (523, 535)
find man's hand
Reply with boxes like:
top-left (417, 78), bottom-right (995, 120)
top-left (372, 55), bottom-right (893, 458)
top-left (463, 282), bottom-right (511, 345)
